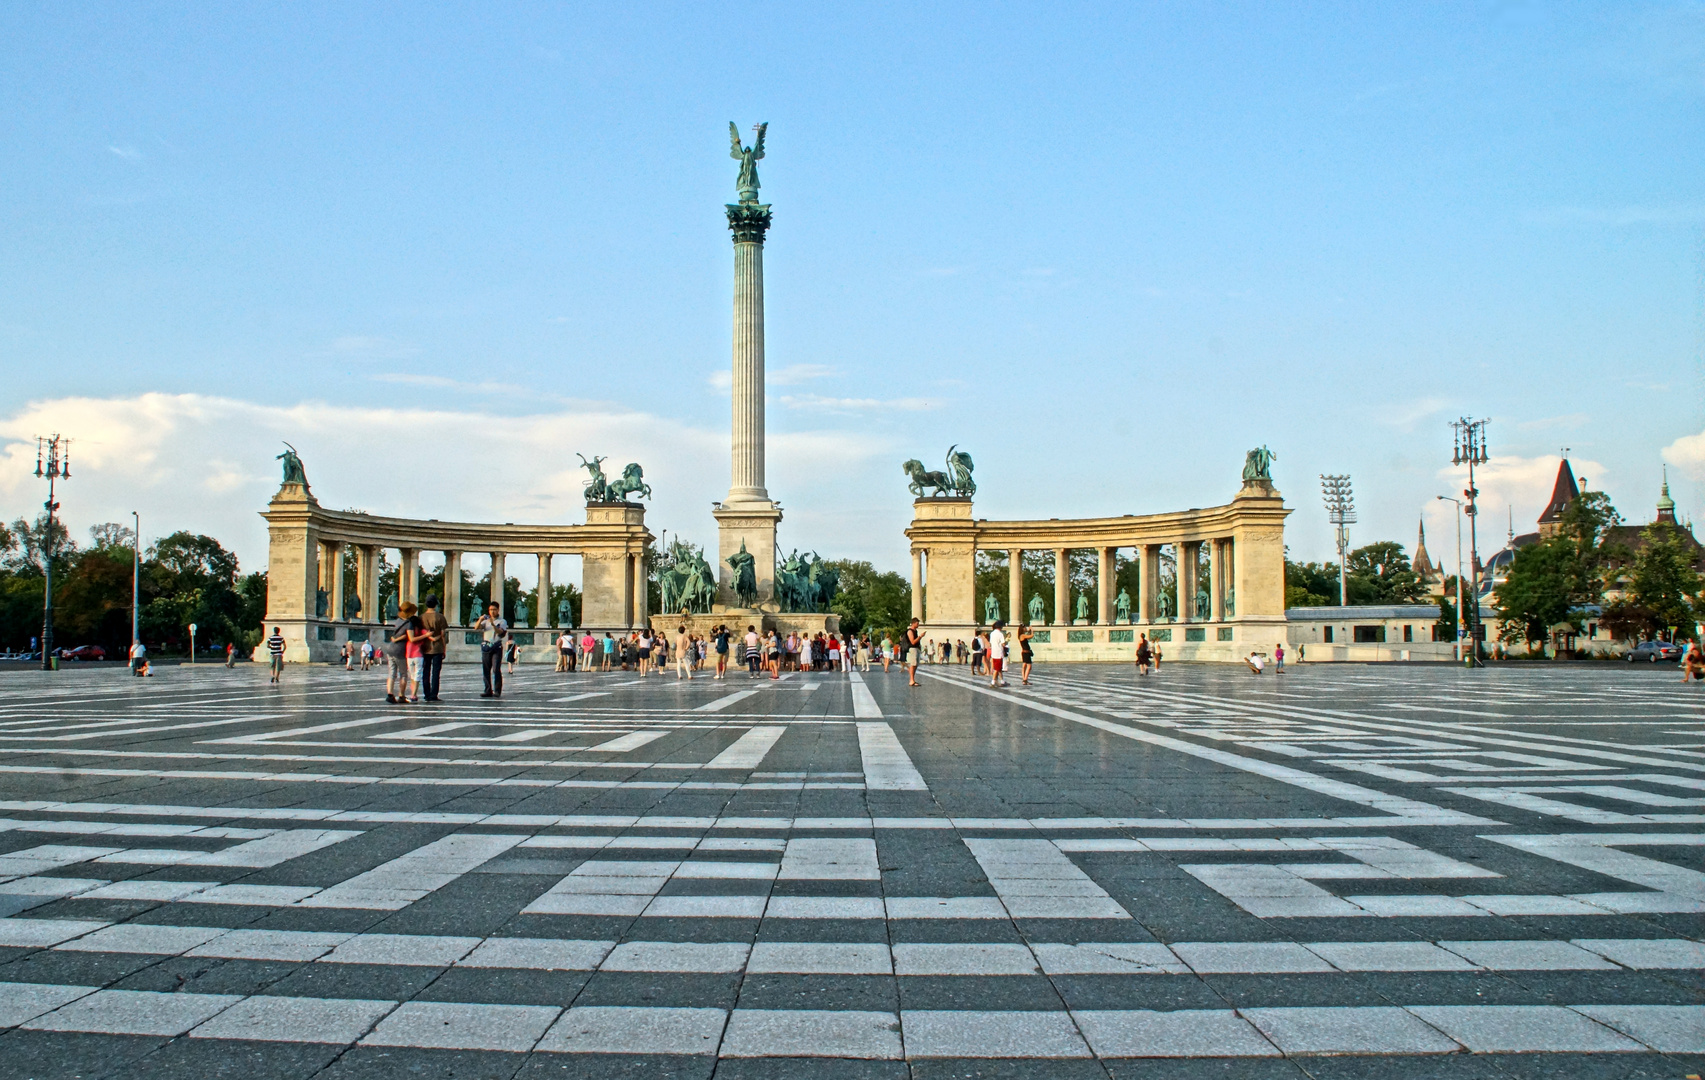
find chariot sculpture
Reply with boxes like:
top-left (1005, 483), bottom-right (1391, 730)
top-left (904, 445), bottom-right (976, 498)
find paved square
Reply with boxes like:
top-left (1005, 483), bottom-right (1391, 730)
top-left (0, 659), bottom-right (1701, 1075)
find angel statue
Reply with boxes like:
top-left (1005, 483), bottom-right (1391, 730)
top-left (730, 122), bottom-right (767, 204)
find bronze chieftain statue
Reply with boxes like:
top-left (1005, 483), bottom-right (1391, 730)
top-left (727, 541), bottom-right (758, 608)
top-left (1242, 446), bottom-right (1276, 483)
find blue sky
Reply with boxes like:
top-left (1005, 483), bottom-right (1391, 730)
top-left (1, 2), bottom-right (1701, 580)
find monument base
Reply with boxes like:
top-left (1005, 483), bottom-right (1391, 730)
top-left (713, 501), bottom-right (783, 609)
top-left (650, 611), bottom-right (841, 640)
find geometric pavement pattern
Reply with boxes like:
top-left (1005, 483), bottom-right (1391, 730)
top-left (0, 659), bottom-right (1699, 1077)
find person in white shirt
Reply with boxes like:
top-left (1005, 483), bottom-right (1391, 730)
top-left (557, 630), bottom-right (574, 672)
top-left (1245, 651), bottom-right (1265, 674)
top-left (988, 620), bottom-right (1008, 687)
top-left (744, 626), bottom-right (761, 678)
top-left (675, 625), bottom-right (693, 680)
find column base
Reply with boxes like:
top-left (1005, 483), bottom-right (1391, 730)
top-left (713, 501), bottom-right (783, 609)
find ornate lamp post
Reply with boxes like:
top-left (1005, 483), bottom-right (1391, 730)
top-left (33, 435), bottom-right (71, 671)
top-left (131, 511), bottom-right (140, 671)
top-left (1320, 475), bottom-right (1355, 606)
top-left (1452, 417), bottom-right (1491, 666)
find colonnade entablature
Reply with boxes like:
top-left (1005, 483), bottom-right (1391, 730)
top-left (259, 480), bottom-right (652, 663)
top-left (903, 476), bottom-right (1290, 660)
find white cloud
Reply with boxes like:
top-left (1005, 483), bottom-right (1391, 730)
top-left (779, 393), bottom-right (935, 414)
top-left (1664, 429), bottom-right (1705, 481)
top-left (706, 370), bottom-right (732, 392)
top-left (1427, 453), bottom-right (1606, 548)
top-left (107, 145), bottom-right (142, 163)
top-left (370, 373), bottom-right (526, 396)
top-left (1383, 396), bottom-right (1450, 433)
top-left (768, 364), bottom-right (837, 386)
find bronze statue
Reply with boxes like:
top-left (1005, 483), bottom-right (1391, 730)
top-left (1115, 589), bottom-right (1131, 623)
top-left (578, 454), bottom-right (609, 502)
top-left (277, 442), bottom-right (309, 487)
top-left (604, 463), bottom-right (652, 503)
top-left (730, 122), bottom-right (767, 204)
top-left (1028, 593), bottom-right (1046, 624)
top-left (903, 459), bottom-right (954, 498)
top-left (984, 593), bottom-right (1000, 624)
top-left (1242, 446), bottom-right (1276, 483)
top-left (727, 541), bottom-right (758, 608)
top-left (945, 445), bottom-right (976, 497)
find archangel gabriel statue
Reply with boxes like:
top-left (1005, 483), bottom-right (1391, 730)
top-left (730, 122), bottom-right (767, 204)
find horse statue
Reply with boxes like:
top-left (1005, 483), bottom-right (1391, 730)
top-left (578, 454), bottom-right (609, 503)
top-left (808, 559), bottom-right (840, 614)
top-left (727, 541), bottom-right (758, 608)
top-left (945, 445), bottom-right (976, 497)
top-left (605, 463), bottom-right (652, 503)
top-left (903, 459), bottom-right (954, 498)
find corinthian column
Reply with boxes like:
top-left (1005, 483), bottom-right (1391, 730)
top-left (727, 204), bottom-right (771, 505)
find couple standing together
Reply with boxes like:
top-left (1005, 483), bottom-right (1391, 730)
top-left (386, 594), bottom-right (449, 704)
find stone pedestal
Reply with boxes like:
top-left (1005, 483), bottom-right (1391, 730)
top-left (713, 502), bottom-right (782, 610)
top-left (907, 498), bottom-right (977, 641)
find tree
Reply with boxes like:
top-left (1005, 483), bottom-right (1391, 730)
top-left (143, 531), bottom-right (245, 652)
top-left (1602, 523), bottom-right (1704, 640)
top-left (824, 559), bottom-right (910, 637)
top-left (1345, 541), bottom-right (1425, 604)
top-left (1495, 538), bottom-right (1579, 648)
top-left (1285, 558), bottom-right (1336, 607)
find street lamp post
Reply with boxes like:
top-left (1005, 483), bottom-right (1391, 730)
top-left (131, 511), bottom-right (140, 672)
top-left (1452, 418), bottom-right (1491, 666)
top-left (1436, 496), bottom-right (1466, 662)
top-left (1320, 475), bottom-right (1356, 606)
top-left (189, 623), bottom-right (197, 664)
top-left (33, 436), bottom-right (71, 672)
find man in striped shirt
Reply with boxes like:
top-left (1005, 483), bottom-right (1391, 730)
top-left (266, 627), bottom-right (286, 684)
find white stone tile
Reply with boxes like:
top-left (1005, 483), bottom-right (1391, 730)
top-left (0, 982), bottom-right (97, 1028)
top-left (573, 859), bottom-right (682, 877)
top-left (885, 897), bottom-right (1007, 919)
top-left (0, 876), bottom-right (106, 897)
top-left (56, 923), bottom-right (226, 956)
top-left (321, 933), bottom-right (479, 967)
top-left (1033, 943), bottom-right (1187, 975)
top-left (187, 929), bottom-right (352, 962)
top-left (1440, 939), bottom-right (1617, 971)
top-left (698, 837), bottom-right (785, 852)
top-left (533, 874), bottom-right (669, 895)
top-left (458, 937), bottom-right (613, 970)
top-left (722, 1009), bottom-right (901, 1058)
top-left (0, 918), bottom-right (108, 948)
top-left (536, 1006), bottom-right (726, 1054)
top-left (901, 1009), bottom-right (1090, 1058)
top-left (1243, 1006), bottom-right (1462, 1054)
top-left (1346, 894), bottom-right (1490, 917)
top-left (1171, 941), bottom-right (1335, 974)
top-left (524, 893), bottom-right (652, 916)
top-left (1577, 1005), bottom-right (1705, 1053)
top-left (190, 995), bottom-right (395, 1043)
top-left (361, 1001), bottom-right (559, 1051)
top-left (1003, 896), bottom-right (1134, 919)
top-left (80, 880), bottom-right (213, 902)
top-left (25, 989), bottom-right (242, 1036)
top-left (765, 896), bottom-right (885, 919)
top-left (1074, 1009), bottom-right (1279, 1057)
top-left (601, 940), bottom-right (749, 973)
top-left (1460, 894), bottom-right (1607, 916)
top-left (1407, 1005), bottom-right (1644, 1052)
top-left (673, 861), bottom-right (778, 880)
top-left (747, 942), bottom-right (891, 975)
top-left (643, 894), bottom-right (768, 918)
top-left (192, 884), bottom-right (323, 906)
top-left (0, 845), bottom-right (120, 876)
top-left (893, 943), bottom-right (1039, 976)
top-left (1573, 938), bottom-right (1705, 969)
top-left (778, 838), bottom-right (879, 880)
top-left (1305, 941), bottom-right (1475, 972)
top-left (95, 848), bottom-right (206, 864)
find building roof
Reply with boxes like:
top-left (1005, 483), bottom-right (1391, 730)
top-left (1286, 604), bottom-right (1443, 621)
top-left (1536, 459), bottom-right (1579, 524)
top-left (1413, 518), bottom-right (1436, 579)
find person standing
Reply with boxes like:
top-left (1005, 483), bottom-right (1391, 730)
top-left (1135, 634), bottom-right (1151, 676)
top-left (1018, 624), bottom-right (1034, 685)
top-left (581, 630), bottom-right (597, 674)
top-left (744, 625), bottom-right (761, 677)
top-left (714, 624), bottom-right (730, 679)
top-left (474, 601), bottom-right (508, 698)
top-left (341, 641), bottom-right (353, 671)
top-left (988, 620), bottom-right (1007, 687)
top-left (505, 634), bottom-right (519, 675)
top-left (880, 633), bottom-right (893, 673)
top-left (419, 595), bottom-right (448, 702)
top-left (556, 628), bottom-right (571, 672)
top-left (266, 626), bottom-right (285, 684)
top-left (1274, 643), bottom-right (1286, 675)
top-left (970, 632), bottom-right (985, 675)
top-left (670, 624), bottom-right (691, 680)
top-left (905, 618), bottom-right (922, 687)
top-left (224, 642), bottom-right (236, 668)
top-left (600, 632), bottom-right (614, 672)
top-left (766, 630), bottom-right (782, 679)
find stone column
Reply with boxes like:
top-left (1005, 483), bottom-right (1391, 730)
top-left (537, 554), bottom-right (552, 629)
top-left (911, 549), bottom-right (924, 622)
top-left (1007, 549), bottom-right (1024, 627)
top-left (1177, 542), bottom-right (1197, 622)
top-left (1138, 544), bottom-right (1156, 624)
top-left (630, 551), bottom-right (647, 629)
top-left (1097, 548), bottom-right (1114, 624)
top-left (1054, 549), bottom-right (1071, 624)
top-left (726, 200), bottom-right (772, 504)
top-left (1210, 540), bottom-right (1225, 622)
top-left (490, 552), bottom-right (507, 619)
top-left (327, 543), bottom-right (345, 620)
top-left (399, 549), bottom-right (419, 606)
top-left (443, 551), bottom-right (462, 625)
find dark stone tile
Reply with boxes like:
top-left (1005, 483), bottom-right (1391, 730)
top-left (260, 960), bottom-right (445, 1001)
top-left (0, 948), bottom-right (162, 987)
top-left (0, 1028), bottom-right (170, 1080)
top-left (732, 973), bottom-right (899, 1012)
top-left (416, 967), bottom-right (592, 1007)
top-left (513, 1053), bottom-right (716, 1079)
top-left (896, 974), bottom-right (1067, 1011)
top-left (1048, 973), bottom-right (1226, 1011)
top-left (101, 1036), bottom-right (343, 1079)
top-left (312, 1045), bottom-right (527, 1080)
top-left (570, 971), bottom-right (742, 1009)
top-left (110, 955), bottom-right (302, 996)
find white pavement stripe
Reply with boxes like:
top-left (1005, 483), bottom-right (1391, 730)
top-left (964, 838), bottom-right (1132, 919)
top-left (1076, 1008), bottom-right (1280, 1057)
top-left (182, 828), bottom-right (362, 867)
top-left (361, 1001), bottom-right (559, 1051)
top-left (584, 730), bottom-right (669, 752)
top-left (536, 1006), bottom-right (725, 1054)
top-left (858, 722), bottom-right (927, 790)
top-left (697, 689), bottom-right (760, 712)
top-left (779, 837), bottom-right (880, 880)
top-left (704, 726), bottom-right (785, 768)
top-left (722, 1009), bottom-right (902, 1059)
top-left (190, 995), bottom-right (395, 1043)
top-left (0, 982), bottom-right (98, 1027)
top-left (23, 989), bottom-right (243, 1036)
top-left (902, 1009), bottom-right (1091, 1058)
top-left (848, 672), bottom-right (883, 718)
top-left (1407, 1005), bottom-right (1646, 1052)
top-left (300, 832), bottom-right (526, 909)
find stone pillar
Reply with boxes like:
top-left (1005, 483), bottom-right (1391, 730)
top-left (1008, 549), bottom-right (1024, 627)
top-left (1138, 544), bottom-right (1156, 624)
top-left (631, 550), bottom-right (648, 629)
top-left (726, 199), bottom-right (772, 504)
top-left (537, 554), bottom-right (552, 629)
top-left (1097, 547), bottom-right (1114, 624)
top-left (1177, 542), bottom-right (1197, 622)
top-left (911, 550), bottom-right (924, 622)
top-left (327, 542), bottom-right (345, 620)
top-left (399, 549), bottom-right (419, 606)
top-left (443, 551), bottom-right (462, 625)
top-left (1210, 540), bottom-right (1224, 622)
top-left (357, 545), bottom-right (379, 624)
top-left (490, 552), bottom-right (507, 619)
top-left (1054, 549), bottom-right (1071, 624)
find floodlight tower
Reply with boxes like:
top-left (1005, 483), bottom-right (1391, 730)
top-left (1452, 417), bottom-right (1491, 665)
top-left (1320, 475), bottom-right (1355, 607)
top-left (33, 435), bottom-right (71, 671)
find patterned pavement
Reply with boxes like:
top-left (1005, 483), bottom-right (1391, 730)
top-left (0, 658), bottom-right (1700, 1078)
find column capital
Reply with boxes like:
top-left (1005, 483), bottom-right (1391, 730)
top-left (726, 202), bottom-right (772, 243)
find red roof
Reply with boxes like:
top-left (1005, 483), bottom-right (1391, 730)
top-left (1536, 459), bottom-right (1579, 524)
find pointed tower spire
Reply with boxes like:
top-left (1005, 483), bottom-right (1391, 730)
top-left (1657, 466), bottom-right (1677, 524)
top-left (1536, 459), bottom-right (1579, 536)
top-left (1413, 516), bottom-right (1436, 580)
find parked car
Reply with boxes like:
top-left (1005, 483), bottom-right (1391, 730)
top-left (1626, 640), bottom-right (1682, 662)
top-left (61, 645), bottom-right (106, 662)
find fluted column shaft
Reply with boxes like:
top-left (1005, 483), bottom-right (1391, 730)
top-left (537, 554), bottom-right (552, 630)
top-left (911, 550), bottom-right (924, 621)
top-left (729, 238), bottom-right (768, 502)
top-left (1054, 549), bottom-right (1071, 624)
top-left (443, 551), bottom-right (462, 625)
top-left (1007, 549), bottom-right (1024, 626)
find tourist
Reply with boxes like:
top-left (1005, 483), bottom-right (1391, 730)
top-left (826, 633), bottom-right (840, 671)
top-left (637, 629), bottom-right (652, 676)
top-left (420, 595), bottom-right (448, 701)
top-left (1682, 640), bottom-right (1704, 683)
top-left (970, 632), bottom-right (985, 675)
top-left (1153, 643), bottom-right (1163, 670)
top-left (654, 631), bottom-right (669, 672)
top-left (474, 601), bottom-right (507, 697)
top-left (767, 629), bottom-right (782, 679)
top-left (1135, 634), bottom-right (1151, 676)
top-left (744, 625), bottom-right (761, 677)
top-left (597, 632), bottom-right (611, 671)
top-left (856, 634), bottom-right (870, 671)
top-left (224, 642), bottom-right (236, 668)
top-left (880, 632), bottom-right (893, 673)
top-left (385, 602), bottom-right (417, 704)
top-left (341, 642), bottom-right (353, 671)
top-left (556, 628), bottom-right (572, 672)
top-left (988, 620), bottom-right (1008, 687)
top-left (905, 618), bottom-right (922, 687)
top-left (1019, 624), bottom-right (1034, 684)
top-left (505, 632), bottom-right (519, 675)
top-left (129, 637), bottom-right (146, 677)
top-left (266, 626), bottom-right (286, 684)
top-left (581, 630), bottom-right (597, 674)
top-left (1274, 643), bottom-right (1285, 675)
top-left (713, 624), bottom-right (730, 679)
top-left (1245, 651), bottom-right (1265, 675)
